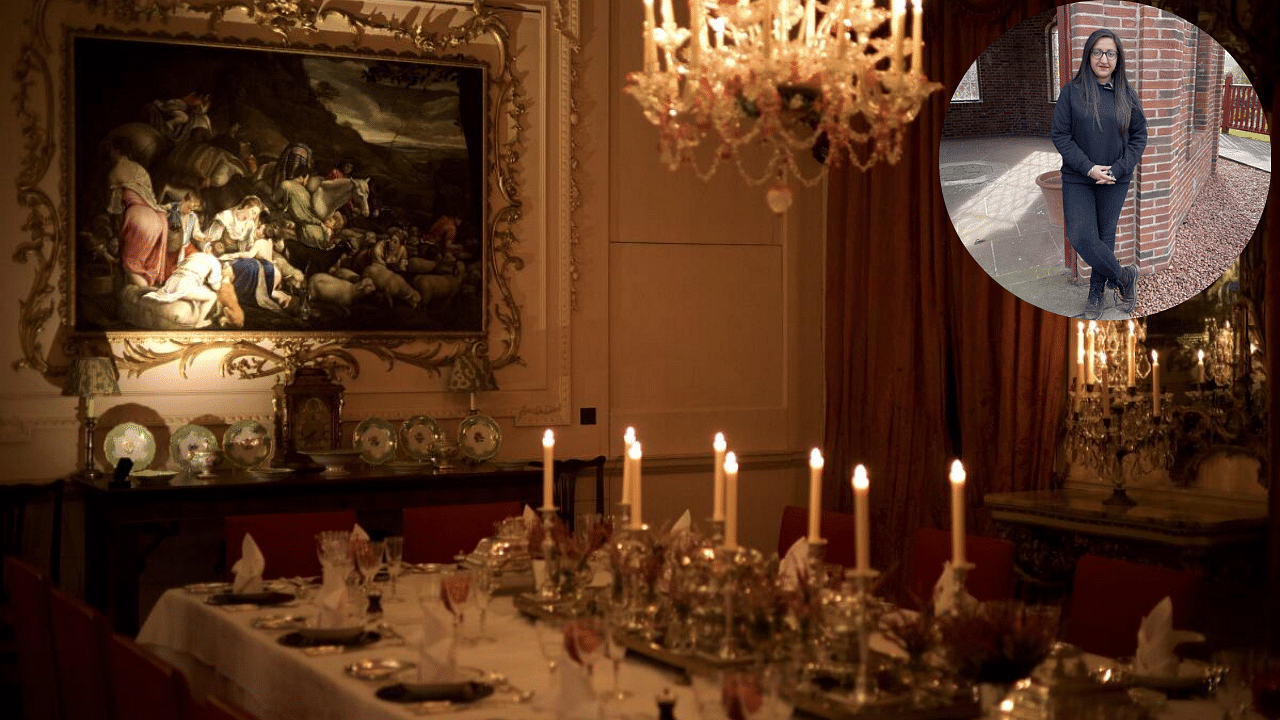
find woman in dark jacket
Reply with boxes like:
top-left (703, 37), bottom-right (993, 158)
top-left (1051, 28), bottom-right (1147, 319)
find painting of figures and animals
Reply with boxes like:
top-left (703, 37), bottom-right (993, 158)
top-left (71, 35), bottom-right (487, 335)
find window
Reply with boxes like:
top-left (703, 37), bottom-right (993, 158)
top-left (954, 61), bottom-right (980, 102)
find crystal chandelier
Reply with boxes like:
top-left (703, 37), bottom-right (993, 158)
top-left (625, 0), bottom-right (944, 212)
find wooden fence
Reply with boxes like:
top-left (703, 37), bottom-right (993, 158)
top-left (1222, 76), bottom-right (1270, 135)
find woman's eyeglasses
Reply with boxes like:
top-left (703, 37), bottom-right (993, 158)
top-left (1091, 50), bottom-right (1117, 60)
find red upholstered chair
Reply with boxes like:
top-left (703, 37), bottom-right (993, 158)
top-left (402, 502), bottom-right (524, 564)
top-left (224, 510), bottom-right (358, 580)
top-left (4, 556), bottom-right (58, 720)
top-left (50, 587), bottom-right (111, 720)
top-left (108, 632), bottom-right (190, 720)
top-left (904, 527), bottom-right (1016, 609)
top-left (1062, 554), bottom-right (1202, 659)
top-left (776, 505), bottom-right (858, 568)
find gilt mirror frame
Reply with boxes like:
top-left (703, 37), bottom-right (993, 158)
top-left (14, 0), bottom-right (580, 425)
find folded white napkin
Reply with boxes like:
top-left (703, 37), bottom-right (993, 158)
top-left (932, 560), bottom-right (976, 615)
top-left (670, 510), bottom-right (692, 536)
top-left (523, 504), bottom-right (538, 529)
top-left (351, 523), bottom-right (370, 542)
top-left (315, 580), bottom-right (347, 628)
top-left (1135, 596), bottom-right (1204, 677)
top-left (779, 537), bottom-right (808, 590)
top-left (231, 533), bottom-right (265, 593)
top-left (555, 659), bottom-right (600, 720)
top-left (404, 602), bottom-right (456, 682)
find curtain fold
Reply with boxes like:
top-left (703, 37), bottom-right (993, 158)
top-left (822, 0), bottom-right (1067, 601)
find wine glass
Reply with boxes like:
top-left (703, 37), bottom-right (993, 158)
top-left (440, 568), bottom-right (472, 651)
top-left (564, 616), bottom-right (605, 682)
top-left (601, 600), bottom-right (632, 701)
top-left (468, 564), bottom-right (495, 642)
top-left (352, 539), bottom-right (384, 595)
top-left (533, 617), bottom-right (565, 699)
top-left (383, 536), bottom-right (405, 602)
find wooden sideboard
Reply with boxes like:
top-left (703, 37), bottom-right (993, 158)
top-left (73, 464), bottom-right (542, 634)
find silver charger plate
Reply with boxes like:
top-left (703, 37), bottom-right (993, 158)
top-left (223, 420), bottom-right (273, 469)
top-left (354, 417), bottom-right (397, 465)
top-left (400, 415), bottom-right (444, 461)
top-left (104, 422), bottom-right (156, 470)
top-left (457, 413), bottom-right (502, 463)
top-left (170, 424), bottom-right (218, 472)
top-left (345, 657), bottom-right (418, 681)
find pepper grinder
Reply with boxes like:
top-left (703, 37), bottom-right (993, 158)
top-left (656, 687), bottom-right (677, 720)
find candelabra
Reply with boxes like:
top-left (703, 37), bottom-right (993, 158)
top-left (1066, 384), bottom-right (1171, 507)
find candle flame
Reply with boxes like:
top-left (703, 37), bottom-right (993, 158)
top-left (809, 448), bottom-right (823, 470)
top-left (624, 426), bottom-right (636, 445)
top-left (1099, 351), bottom-right (1107, 364)
top-left (949, 459), bottom-right (965, 484)
top-left (912, 0), bottom-right (921, 9)
top-left (1128, 319), bottom-right (1135, 334)
top-left (1088, 320), bottom-right (1097, 333)
top-left (629, 441), bottom-right (642, 460)
top-left (1152, 349), bottom-right (1158, 363)
top-left (713, 432), bottom-right (727, 452)
top-left (542, 429), bottom-right (555, 447)
top-left (724, 450), bottom-right (738, 474)
top-left (1198, 349), bottom-right (1205, 362)
top-left (852, 464), bottom-right (869, 490)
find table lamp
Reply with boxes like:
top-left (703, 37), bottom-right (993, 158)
top-left (62, 356), bottom-right (121, 480)
top-left (447, 341), bottom-right (498, 415)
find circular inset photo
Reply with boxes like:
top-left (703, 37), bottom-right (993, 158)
top-left (939, 1), bottom-right (1269, 321)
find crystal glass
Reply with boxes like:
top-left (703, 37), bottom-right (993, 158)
top-left (564, 616), bottom-right (605, 683)
top-left (601, 601), bottom-right (632, 701)
top-left (383, 536), bottom-right (404, 601)
top-left (468, 564), bottom-right (495, 643)
top-left (1214, 650), bottom-right (1255, 720)
top-left (533, 617), bottom-right (565, 698)
top-left (352, 539), bottom-right (384, 595)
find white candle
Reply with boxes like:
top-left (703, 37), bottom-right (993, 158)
top-left (911, 0), bottom-right (923, 76)
top-left (689, 0), bottom-right (705, 67)
top-left (85, 396), bottom-right (96, 419)
top-left (724, 451), bottom-right (739, 549)
top-left (852, 465), bottom-right (870, 572)
top-left (629, 441), bottom-right (643, 530)
top-left (1127, 320), bottom-right (1136, 387)
top-left (804, 0), bottom-right (816, 40)
top-left (1076, 322), bottom-right (1085, 393)
top-left (642, 0), bottom-right (658, 72)
top-left (1100, 352), bottom-right (1110, 418)
top-left (712, 432), bottom-right (727, 521)
top-left (807, 448), bottom-right (824, 542)
top-left (949, 460), bottom-right (966, 566)
top-left (621, 427), bottom-right (635, 508)
top-left (1151, 350), bottom-right (1161, 416)
top-left (1197, 349), bottom-right (1206, 384)
top-left (711, 16), bottom-right (725, 50)
top-left (541, 430), bottom-right (555, 510)
top-left (1086, 321), bottom-right (1097, 384)
top-left (891, 0), bottom-right (906, 73)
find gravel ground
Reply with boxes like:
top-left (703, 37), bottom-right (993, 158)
top-left (1133, 159), bottom-right (1270, 316)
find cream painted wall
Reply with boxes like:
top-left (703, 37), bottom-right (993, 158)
top-left (0, 0), bottom-right (824, 559)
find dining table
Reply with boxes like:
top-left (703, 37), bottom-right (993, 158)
top-left (136, 570), bottom-right (1263, 720)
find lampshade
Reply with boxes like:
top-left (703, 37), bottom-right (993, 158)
top-left (61, 356), bottom-right (121, 399)
top-left (447, 348), bottom-right (498, 394)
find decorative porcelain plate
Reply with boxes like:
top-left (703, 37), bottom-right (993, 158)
top-left (353, 417), bottom-right (397, 465)
top-left (170, 424), bottom-right (218, 472)
top-left (223, 420), bottom-right (273, 469)
top-left (457, 413), bottom-right (502, 463)
top-left (104, 422), bottom-right (156, 470)
top-left (399, 415), bottom-right (444, 461)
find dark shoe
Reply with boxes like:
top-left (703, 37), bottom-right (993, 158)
top-left (1082, 283), bottom-right (1105, 320)
top-left (1116, 264), bottom-right (1138, 314)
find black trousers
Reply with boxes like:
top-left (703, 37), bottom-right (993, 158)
top-left (1062, 180), bottom-right (1130, 291)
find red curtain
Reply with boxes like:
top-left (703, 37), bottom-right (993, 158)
top-left (822, 0), bottom-right (1068, 600)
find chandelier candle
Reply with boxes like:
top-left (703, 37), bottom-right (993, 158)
top-left (1152, 350), bottom-right (1161, 417)
top-left (1100, 352), bottom-right (1111, 418)
top-left (541, 430), bottom-right (555, 510)
top-left (724, 451), bottom-right (739, 550)
top-left (911, 0), bottom-right (923, 75)
top-left (852, 464), bottom-right (870, 572)
top-left (629, 441), bottom-right (644, 530)
top-left (1197, 350), bottom-right (1206, 384)
top-left (712, 432), bottom-right (727, 521)
top-left (1086, 321), bottom-right (1097, 385)
top-left (808, 448), bottom-right (824, 542)
top-left (1076, 322), bottom-right (1085, 391)
top-left (622, 427), bottom-right (636, 510)
top-left (949, 460), bottom-right (965, 566)
top-left (1127, 321), bottom-right (1137, 387)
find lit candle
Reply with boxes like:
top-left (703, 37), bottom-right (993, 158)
top-left (712, 432), bottom-right (727, 522)
top-left (541, 429), bottom-right (555, 510)
top-left (621, 426), bottom-right (635, 508)
top-left (1151, 350), bottom-right (1161, 416)
top-left (807, 448), bottom-right (824, 542)
top-left (711, 16), bottom-right (725, 49)
top-left (689, 0), bottom-right (705, 67)
top-left (1076, 321), bottom-right (1085, 393)
top-left (724, 451), bottom-right (739, 549)
top-left (1086, 321), bottom-right (1097, 384)
top-left (1127, 320), bottom-right (1136, 387)
top-left (911, 0), bottom-right (923, 76)
top-left (891, 0), bottom-right (906, 73)
top-left (949, 460), bottom-right (966, 566)
top-left (642, 0), bottom-right (658, 73)
top-left (85, 396), bottom-right (96, 420)
top-left (1100, 352), bottom-right (1110, 418)
top-left (629, 441), bottom-right (644, 530)
top-left (804, 0), bottom-right (816, 40)
top-left (1197, 349), bottom-right (1206, 384)
top-left (852, 465), bottom-right (870, 572)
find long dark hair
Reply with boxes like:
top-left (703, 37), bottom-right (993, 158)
top-left (1070, 29), bottom-right (1140, 134)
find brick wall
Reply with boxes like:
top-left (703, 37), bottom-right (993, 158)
top-left (941, 9), bottom-right (1056, 138)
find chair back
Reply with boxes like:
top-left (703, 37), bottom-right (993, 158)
top-left (0, 479), bottom-right (64, 592)
top-left (776, 505), bottom-right (858, 568)
top-left (224, 510), bottom-right (358, 580)
top-left (108, 632), bottom-right (190, 720)
top-left (1062, 554), bottom-right (1202, 658)
top-left (905, 527), bottom-right (1016, 609)
top-left (402, 501), bottom-right (523, 564)
top-left (4, 556), bottom-right (58, 720)
top-left (50, 588), bottom-right (111, 720)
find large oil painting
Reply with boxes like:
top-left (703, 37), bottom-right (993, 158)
top-left (71, 35), bottom-right (487, 335)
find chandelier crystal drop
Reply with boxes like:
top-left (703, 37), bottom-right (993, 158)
top-left (626, 0), bottom-right (944, 212)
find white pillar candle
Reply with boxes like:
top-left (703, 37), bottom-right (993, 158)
top-left (1151, 350), bottom-right (1161, 416)
top-left (911, 0), bottom-right (923, 76)
top-left (949, 460), bottom-right (966, 566)
top-left (621, 427), bottom-right (635, 507)
top-left (804, 0), bottom-right (816, 40)
top-left (807, 448), bottom-right (824, 542)
top-left (724, 451), bottom-right (739, 549)
top-left (1086, 321), bottom-right (1097, 384)
top-left (712, 432), bottom-right (727, 521)
top-left (541, 430), bottom-right (555, 510)
top-left (1127, 320), bottom-right (1137, 387)
top-left (891, 0), bottom-right (906, 73)
top-left (1197, 350), bottom-right (1206, 384)
top-left (1100, 352), bottom-right (1110, 418)
top-left (689, 0), bottom-right (705, 67)
top-left (1076, 321), bottom-right (1085, 389)
top-left (629, 441), bottom-right (643, 530)
top-left (643, 0), bottom-right (659, 73)
top-left (85, 396), bottom-right (96, 420)
top-left (852, 465), bottom-right (870, 572)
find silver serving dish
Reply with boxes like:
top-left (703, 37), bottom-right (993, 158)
top-left (345, 657), bottom-right (417, 681)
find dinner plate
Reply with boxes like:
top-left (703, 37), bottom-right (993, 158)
top-left (104, 422), bottom-right (156, 470)
top-left (250, 614), bottom-right (309, 631)
top-left (205, 591), bottom-right (295, 607)
top-left (374, 681), bottom-right (494, 704)
top-left (345, 658), bottom-right (417, 681)
top-left (170, 424), bottom-right (218, 472)
top-left (278, 629), bottom-right (380, 649)
top-left (400, 415), bottom-right (444, 461)
top-left (457, 413), bottom-right (502, 463)
top-left (354, 417), bottom-right (397, 465)
top-left (223, 420), bottom-right (272, 469)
